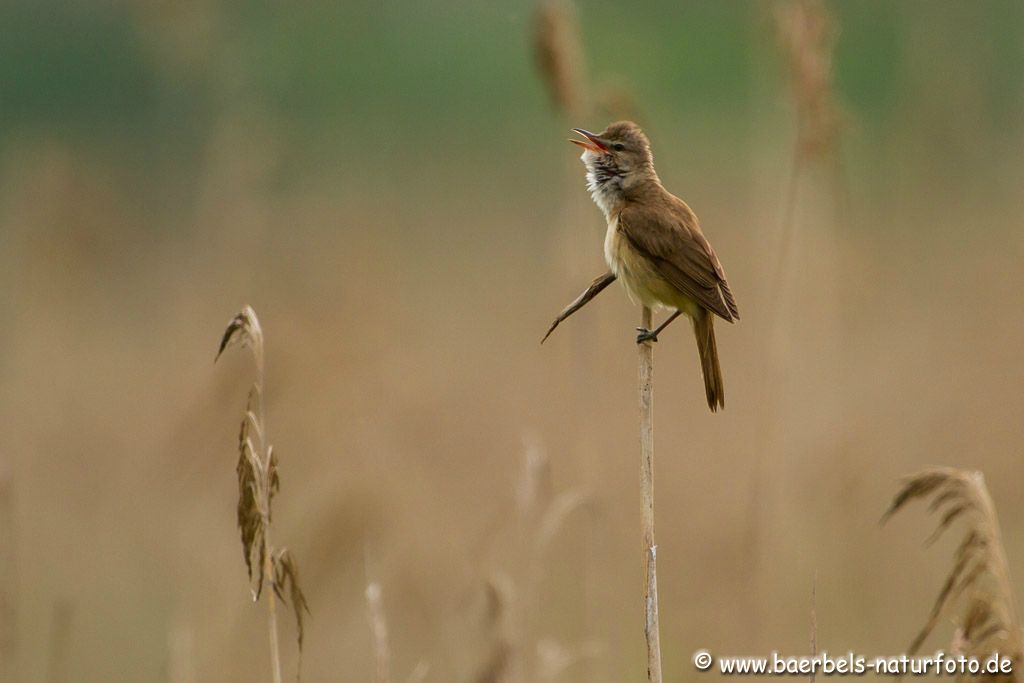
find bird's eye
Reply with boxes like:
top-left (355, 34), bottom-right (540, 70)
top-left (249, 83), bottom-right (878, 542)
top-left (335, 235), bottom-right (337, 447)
top-left (612, 143), bottom-right (626, 151)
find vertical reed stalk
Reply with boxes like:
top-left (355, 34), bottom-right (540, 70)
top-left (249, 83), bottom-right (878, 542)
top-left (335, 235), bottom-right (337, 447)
top-left (0, 473), bottom-right (16, 683)
top-left (365, 580), bottom-right (392, 683)
top-left (250, 347), bottom-right (283, 683)
top-left (263, 529), bottom-right (283, 683)
top-left (638, 306), bottom-right (662, 683)
top-left (809, 575), bottom-right (817, 683)
top-left (167, 616), bottom-right (196, 683)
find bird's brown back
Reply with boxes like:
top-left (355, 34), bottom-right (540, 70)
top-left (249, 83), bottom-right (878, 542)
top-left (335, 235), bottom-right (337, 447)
top-left (617, 187), bottom-right (739, 322)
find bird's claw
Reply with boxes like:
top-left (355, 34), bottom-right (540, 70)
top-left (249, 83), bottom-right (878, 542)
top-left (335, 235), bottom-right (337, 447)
top-left (636, 327), bottom-right (659, 344)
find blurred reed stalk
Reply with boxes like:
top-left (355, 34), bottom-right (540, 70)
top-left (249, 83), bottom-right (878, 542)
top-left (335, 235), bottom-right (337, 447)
top-left (533, 0), bottom-right (593, 290)
top-left (167, 617), bottom-right (196, 683)
top-left (470, 442), bottom-right (601, 682)
top-left (532, 9), bottom-right (615, 675)
top-left (365, 562), bottom-right (431, 683)
top-left (515, 441), bottom-right (551, 681)
top-left (809, 575), bottom-right (817, 683)
top-left (0, 472), bottom-right (15, 683)
top-left (365, 578), bottom-right (392, 683)
top-left (519, 443), bottom-right (601, 682)
top-left (217, 306), bottom-right (309, 683)
top-left (745, 1), bottom-right (843, 643)
top-left (474, 576), bottom-right (514, 683)
top-left (883, 468), bottom-right (1022, 676)
top-left (638, 306), bottom-right (663, 683)
top-left (769, 0), bottom-right (842, 318)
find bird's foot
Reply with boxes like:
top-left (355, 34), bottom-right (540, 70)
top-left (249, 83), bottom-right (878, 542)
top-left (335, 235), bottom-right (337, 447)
top-left (636, 327), bottom-right (659, 344)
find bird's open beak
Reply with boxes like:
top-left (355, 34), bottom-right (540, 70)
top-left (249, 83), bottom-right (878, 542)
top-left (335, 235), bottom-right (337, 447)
top-left (570, 128), bottom-right (608, 153)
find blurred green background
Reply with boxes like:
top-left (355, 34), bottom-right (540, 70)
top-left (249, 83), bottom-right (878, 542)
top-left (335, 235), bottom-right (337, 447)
top-left (2, 1), bottom-right (1024, 681)
top-left (1, 1), bottom-right (1021, 216)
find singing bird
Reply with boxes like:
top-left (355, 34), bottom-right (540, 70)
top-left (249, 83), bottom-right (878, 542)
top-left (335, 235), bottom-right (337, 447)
top-left (571, 121), bottom-right (739, 411)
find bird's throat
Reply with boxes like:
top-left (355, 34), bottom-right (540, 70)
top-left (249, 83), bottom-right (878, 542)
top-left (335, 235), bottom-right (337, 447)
top-left (584, 157), bottom-right (626, 220)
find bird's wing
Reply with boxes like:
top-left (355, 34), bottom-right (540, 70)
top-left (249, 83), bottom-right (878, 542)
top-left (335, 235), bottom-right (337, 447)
top-left (618, 202), bottom-right (739, 322)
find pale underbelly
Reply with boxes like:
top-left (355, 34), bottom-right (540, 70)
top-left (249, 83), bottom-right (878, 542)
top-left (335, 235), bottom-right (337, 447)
top-left (605, 221), bottom-right (701, 317)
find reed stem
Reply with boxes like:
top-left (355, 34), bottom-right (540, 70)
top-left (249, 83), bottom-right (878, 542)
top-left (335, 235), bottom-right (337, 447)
top-left (263, 526), bottom-right (283, 683)
top-left (638, 306), bottom-right (662, 683)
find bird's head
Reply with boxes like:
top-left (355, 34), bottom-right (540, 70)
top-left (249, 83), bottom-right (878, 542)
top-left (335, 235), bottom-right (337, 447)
top-left (570, 121), bottom-right (656, 205)
top-left (571, 121), bottom-right (654, 177)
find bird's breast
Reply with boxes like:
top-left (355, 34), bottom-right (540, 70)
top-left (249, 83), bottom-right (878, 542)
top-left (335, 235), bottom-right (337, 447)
top-left (604, 216), bottom-right (692, 312)
top-left (603, 217), bottom-right (621, 275)
top-left (604, 218), bottom-right (648, 303)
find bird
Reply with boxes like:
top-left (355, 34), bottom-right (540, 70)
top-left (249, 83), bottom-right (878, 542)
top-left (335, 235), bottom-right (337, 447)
top-left (570, 121), bottom-right (739, 411)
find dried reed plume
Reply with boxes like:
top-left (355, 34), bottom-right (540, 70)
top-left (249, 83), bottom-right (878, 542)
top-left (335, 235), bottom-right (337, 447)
top-left (774, 0), bottom-right (841, 164)
top-left (532, 0), bottom-right (585, 117)
top-left (217, 306), bottom-right (310, 683)
top-left (883, 468), bottom-right (1022, 678)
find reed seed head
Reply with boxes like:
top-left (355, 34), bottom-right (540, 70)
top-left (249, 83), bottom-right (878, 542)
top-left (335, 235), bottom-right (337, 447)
top-left (773, 0), bottom-right (842, 161)
top-left (217, 306), bottom-right (310, 673)
top-left (533, 0), bottom-right (585, 117)
top-left (884, 468), bottom-right (1022, 676)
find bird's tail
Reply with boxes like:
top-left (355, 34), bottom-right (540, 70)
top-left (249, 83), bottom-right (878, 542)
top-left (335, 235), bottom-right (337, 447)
top-left (693, 312), bottom-right (725, 412)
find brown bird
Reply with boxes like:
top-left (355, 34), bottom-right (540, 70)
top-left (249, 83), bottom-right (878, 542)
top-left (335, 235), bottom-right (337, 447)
top-left (571, 121), bottom-right (739, 411)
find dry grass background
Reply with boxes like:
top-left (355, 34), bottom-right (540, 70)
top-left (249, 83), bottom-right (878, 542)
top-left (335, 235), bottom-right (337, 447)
top-left (1, 1), bottom-right (1024, 681)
